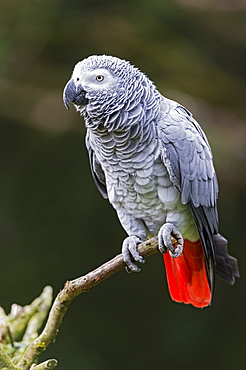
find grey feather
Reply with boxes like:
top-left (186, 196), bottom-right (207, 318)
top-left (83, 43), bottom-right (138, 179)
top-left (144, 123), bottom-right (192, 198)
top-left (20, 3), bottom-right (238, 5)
top-left (159, 103), bottom-right (218, 208)
top-left (86, 132), bottom-right (108, 199)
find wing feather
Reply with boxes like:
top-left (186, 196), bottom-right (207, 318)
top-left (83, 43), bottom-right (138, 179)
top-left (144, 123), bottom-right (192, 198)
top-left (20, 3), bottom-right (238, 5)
top-left (85, 131), bottom-right (108, 199)
top-left (159, 100), bottom-right (218, 210)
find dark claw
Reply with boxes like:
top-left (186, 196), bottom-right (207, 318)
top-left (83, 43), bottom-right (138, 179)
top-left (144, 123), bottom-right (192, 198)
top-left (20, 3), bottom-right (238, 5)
top-left (125, 264), bottom-right (141, 273)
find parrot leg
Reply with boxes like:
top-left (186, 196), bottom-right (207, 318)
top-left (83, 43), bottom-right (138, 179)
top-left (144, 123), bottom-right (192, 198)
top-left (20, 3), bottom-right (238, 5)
top-left (122, 236), bottom-right (145, 272)
top-left (158, 223), bottom-right (183, 257)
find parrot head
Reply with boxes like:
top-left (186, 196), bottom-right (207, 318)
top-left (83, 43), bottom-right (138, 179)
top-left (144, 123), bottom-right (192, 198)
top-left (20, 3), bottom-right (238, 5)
top-left (63, 55), bottom-right (161, 131)
top-left (63, 55), bottom-right (132, 110)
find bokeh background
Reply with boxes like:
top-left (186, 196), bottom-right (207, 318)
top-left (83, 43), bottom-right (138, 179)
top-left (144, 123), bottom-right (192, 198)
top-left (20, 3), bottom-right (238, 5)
top-left (0, 0), bottom-right (245, 369)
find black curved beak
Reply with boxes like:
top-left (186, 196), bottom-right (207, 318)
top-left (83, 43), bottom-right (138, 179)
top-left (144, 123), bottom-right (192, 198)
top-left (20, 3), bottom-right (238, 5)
top-left (63, 79), bottom-right (88, 110)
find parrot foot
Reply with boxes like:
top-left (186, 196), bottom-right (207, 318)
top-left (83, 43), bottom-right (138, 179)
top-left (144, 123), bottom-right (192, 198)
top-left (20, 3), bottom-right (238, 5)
top-left (122, 236), bottom-right (145, 273)
top-left (158, 223), bottom-right (183, 257)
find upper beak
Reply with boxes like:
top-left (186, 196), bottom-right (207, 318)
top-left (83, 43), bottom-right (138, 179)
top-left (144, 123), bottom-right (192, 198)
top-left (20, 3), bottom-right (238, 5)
top-left (63, 79), bottom-right (76, 110)
top-left (63, 79), bottom-right (88, 110)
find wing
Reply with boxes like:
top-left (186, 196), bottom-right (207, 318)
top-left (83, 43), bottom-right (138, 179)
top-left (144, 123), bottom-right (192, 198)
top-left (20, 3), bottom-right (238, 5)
top-left (85, 131), bottom-right (108, 199)
top-left (158, 98), bottom-right (219, 290)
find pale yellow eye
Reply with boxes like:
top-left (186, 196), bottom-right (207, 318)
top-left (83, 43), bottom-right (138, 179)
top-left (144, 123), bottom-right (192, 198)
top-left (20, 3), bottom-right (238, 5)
top-left (96, 75), bottom-right (104, 82)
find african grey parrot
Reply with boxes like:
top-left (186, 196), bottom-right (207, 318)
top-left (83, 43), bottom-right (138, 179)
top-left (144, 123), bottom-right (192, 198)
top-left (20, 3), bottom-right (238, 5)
top-left (63, 55), bottom-right (239, 308)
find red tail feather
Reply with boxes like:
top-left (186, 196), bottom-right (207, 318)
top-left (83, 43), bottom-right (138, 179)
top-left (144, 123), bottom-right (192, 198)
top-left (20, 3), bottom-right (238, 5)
top-left (163, 239), bottom-right (211, 308)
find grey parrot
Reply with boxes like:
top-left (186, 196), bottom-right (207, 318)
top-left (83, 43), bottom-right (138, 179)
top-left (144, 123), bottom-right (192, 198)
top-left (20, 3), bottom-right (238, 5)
top-left (63, 55), bottom-right (239, 307)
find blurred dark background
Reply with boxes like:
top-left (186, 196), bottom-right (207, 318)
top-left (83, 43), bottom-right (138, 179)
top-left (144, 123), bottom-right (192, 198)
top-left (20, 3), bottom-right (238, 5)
top-left (0, 0), bottom-right (245, 369)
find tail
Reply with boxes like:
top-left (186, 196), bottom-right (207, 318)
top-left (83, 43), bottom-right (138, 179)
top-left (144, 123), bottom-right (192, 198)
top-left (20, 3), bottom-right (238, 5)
top-left (213, 234), bottom-right (240, 284)
top-left (163, 239), bottom-right (211, 308)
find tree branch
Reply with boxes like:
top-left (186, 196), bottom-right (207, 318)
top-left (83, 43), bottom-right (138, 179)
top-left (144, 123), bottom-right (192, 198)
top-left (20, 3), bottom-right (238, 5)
top-left (17, 236), bottom-right (159, 369)
top-left (0, 237), bottom-right (159, 369)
